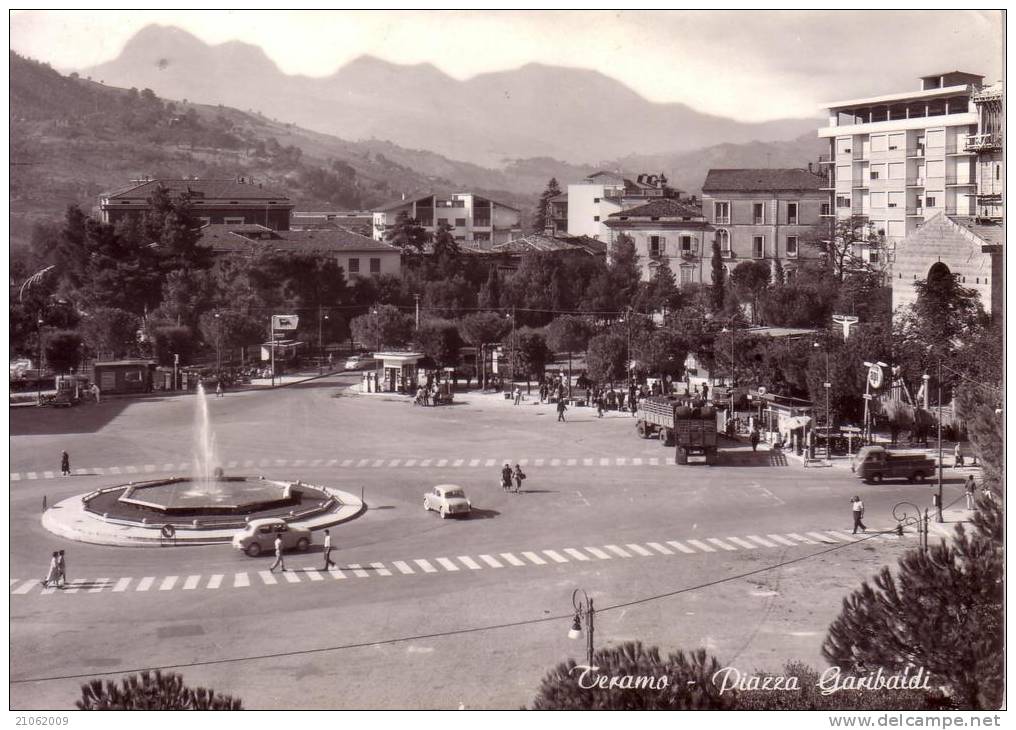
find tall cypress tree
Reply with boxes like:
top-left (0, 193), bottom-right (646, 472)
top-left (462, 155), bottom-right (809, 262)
top-left (478, 266), bottom-right (501, 310)
top-left (710, 240), bottom-right (725, 312)
top-left (533, 178), bottom-right (562, 234)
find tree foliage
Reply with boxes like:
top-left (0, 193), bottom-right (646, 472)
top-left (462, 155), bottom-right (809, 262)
top-left (710, 240), bottom-right (725, 313)
top-left (413, 319), bottom-right (463, 368)
top-left (503, 327), bottom-right (550, 380)
top-left (457, 311), bottom-right (508, 347)
top-left (586, 332), bottom-right (628, 385)
top-left (44, 330), bottom-right (83, 373)
top-left (532, 177), bottom-right (562, 234)
top-left (77, 670), bottom-right (242, 710)
top-left (384, 210), bottom-right (430, 254)
top-left (79, 307), bottom-right (139, 360)
top-left (349, 304), bottom-right (413, 350)
top-left (152, 325), bottom-right (196, 367)
top-left (730, 260), bottom-right (771, 324)
top-left (544, 315), bottom-right (593, 356)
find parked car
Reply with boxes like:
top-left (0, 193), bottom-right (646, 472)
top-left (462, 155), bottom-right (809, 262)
top-left (423, 484), bottom-right (471, 519)
top-left (344, 355), bottom-right (378, 371)
top-left (232, 518), bottom-right (311, 557)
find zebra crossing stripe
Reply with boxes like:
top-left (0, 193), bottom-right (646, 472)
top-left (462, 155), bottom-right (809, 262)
top-left (12, 580), bottom-right (36, 595)
top-left (584, 547), bottom-right (611, 560)
top-left (632, 458), bottom-right (643, 466)
top-left (435, 558), bottom-right (459, 572)
top-left (159, 576), bottom-right (178, 591)
top-left (27, 472), bottom-right (38, 479)
top-left (457, 556), bottom-right (482, 570)
top-left (453, 459), bottom-right (464, 467)
top-left (10, 578), bottom-right (19, 587)
top-left (183, 575), bottom-right (200, 590)
top-left (328, 568), bottom-right (346, 580)
top-left (625, 544), bottom-right (653, 557)
top-left (566, 458), bottom-right (577, 466)
top-left (324, 459), bottom-right (336, 467)
top-left (550, 458), bottom-right (561, 466)
top-left (766, 534), bottom-right (798, 547)
top-left (521, 551), bottom-right (547, 565)
top-left (88, 580), bottom-right (111, 594)
top-left (258, 571), bottom-right (277, 585)
top-left (706, 538), bottom-right (737, 551)
top-left (113, 578), bottom-right (132, 592)
top-left (563, 548), bottom-right (590, 561)
top-left (542, 550), bottom-right (568, 563)
top-left (357, 459), bottom-right (370, 467)
top-left (436, 459), bottom-right (448, 467)
top-left (348, 564), bottom-right (370, 578)
top-left (500, 552), bottom-right (526, 567)
top-left (207, 574), bottom-right (223, 589)
top-left (43, 471), bottom-right (55, 479)
top-left (10, 473), bottom-right (21, 481)
top-left (162, 464), bottom-right (175, 471)
top-left (94, 468), bottom-right (105, 475)
top-left (392, 561), bottom-right (415, 575)
top-left (583, 458), bottom-right (593, 466)
top-left (125, 466), bottom-right (138, 474)
top-left (746, 535), bottom-right (777, 548)
top-left (63, 579), bottom-right (88, 593)
top-left (75, 468), bottom-right (87, 475)
top-left (420, 459), bottom-right (432, 467)
top-left (533, 459), bottom-right (544, 466)
top-left (370, 562), bottom-right (392, 576)
top-left (649, 458), bottom-right (659, 466)
top-left (828, 531), bottom-right (860, 542)
top-left (305, 570), bottom-right (324, 582)
top-left (177, 463), bottom-right (189, 471)
top-left (282, 571), bottom-right (302, 583)
top-left (136, 577), bottom-right (155, 592)
top-left (600, 458), bottom-right (611, 466)
top-left (485, 459), bottom-right (496, 467)
top-left (404, 459), bottom-right (417, 467)
top-left (667, 540), bottom-right (696, 554)
top-left (616, 458), bottom-right (627, 466)
top-left (387, 459), bottom-right (400, 468)
top-left (807, 531), bottom-right (838, 543)
top-left (41, 583), bottom-right (58, 595)
top-left (727, 537), bottom-right (759, 550)
top-left (341, 459), bottom-right (353, 467)
top-left (371, 459), bottom-right (384, 468)
top-left (604, 544), bottom-right (632, 558)
top-left (786, 533), bottom-right (817, 545)
top-left (665, 458), bottom-right (676, 465)
top-left (293, 459), bottom-right (306, 467)
top-left (685, 539), bottom-right (716, 553)
top-left (646, 542), bottom-right (673, 555)
top-left (414, 559), bottom-right (438, 573)
top-left (144, 465), bottom-right (156, 472)
top-left (469, 459), bottom-right (480, 467)
top-left (479, 554), bottom-right (503, 568)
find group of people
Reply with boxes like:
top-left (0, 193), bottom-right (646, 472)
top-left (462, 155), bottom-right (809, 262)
top-left (500, 463), bottom-right (526, 493)
top-left (41, 550), bottom-right (67, 588)
top-left (414, 383), bottom-right (444, 406)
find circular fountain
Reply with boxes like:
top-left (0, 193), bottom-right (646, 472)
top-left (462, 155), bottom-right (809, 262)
top-left (42, 384), bottom-right (364, 546)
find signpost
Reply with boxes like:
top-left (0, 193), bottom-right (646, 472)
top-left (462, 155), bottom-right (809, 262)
top-left (270, 315), bottom-right (299, 388)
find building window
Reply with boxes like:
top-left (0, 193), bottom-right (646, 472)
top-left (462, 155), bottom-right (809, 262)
top-left (224, 216), bottom-right (245, 224)
top-left (680, 236), bottom-right (694, 254)
top-left (593, 216), bottom-right (600, 222)
top-left (787, 202), bottom-right (798, 225)
top-left (786, 236), bottom-right (799, 258)
top-left (679, 268), bottom-right (693, 285)
top-left (836, 196), bottom-right (851, 209)
top-left (593, 197), bottom-right (601, 203)
top-left (717, 229), bottom-right (730, 254)
top-left (370, 258), bottom-right (381, 274)
top-left (649, 235), bottom-right (666, 256)
top-left (870, 169), bottom-right (880, 180)
top-left (887, 192), bottom-right (903, 209)
top-left (752, 202), bottom-right (765, 224)
top-left (348, 258), bottom-right (360, 274)
top-left (925, 195), bottom-right (937, 208)
top-left (752, 236), bottom-right (765, 258)
top-left (473, 232), bottom-right (491, 242)
top-left (437, 217), bottom-right (449, 226)
top-left (713, 201), bottom-right (730, 224)
top-left (820, 203), bottom-right (831, 216)
top-left (455, 218), bottom-right (466, 227)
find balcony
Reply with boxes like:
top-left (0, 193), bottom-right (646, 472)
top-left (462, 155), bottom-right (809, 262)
top-left (964, 133), bottom-right (1003, 152)
top-left (906, 147), bottom-right (926, 158)
top-left (945, 145), bottom-right (976, 156)
top-left (852, 180), bottom-right (869, 188)
top-left (945, 177), bottom-right (976, 187)
top-left (713, 216), bottom-right (731, 225)
top-left (905, 177), bottom-right (926, 187)
top-left (818, 154), bottom-right (834, 164)
top-left (472, 218), bottom-right (492, 228)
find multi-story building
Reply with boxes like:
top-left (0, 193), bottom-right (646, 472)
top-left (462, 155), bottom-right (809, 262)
top-left (817, 72), bottom-right (988, 258)
top-left (291, 210), bottom-right (374, 237)
top-left (566, 171), bottom-right (679, 240)
top-left (968, 82), bottom-right (1003, 221)
top-left (99, 177), bottom-right (294, 230)
top-left (371, 192), bottom-right (521, 249)
top-left (603, 198), bottom-right (712, 284)
top-left (547, 193), bottom-right (569, 236)
top-left (700, 169), bottom-right (827, 278)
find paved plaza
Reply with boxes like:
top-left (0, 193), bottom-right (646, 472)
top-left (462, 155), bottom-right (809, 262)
top-left (9, 373), bottom-right (974, 709)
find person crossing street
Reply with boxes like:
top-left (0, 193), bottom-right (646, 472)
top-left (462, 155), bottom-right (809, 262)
top-left (322, 528), bottom-right (336, 570)
top-left (851, 496), bottom-right (867, 534)
top-left (557, 398), bottom-right (568, 422)
top-left (269, 533), bottom-right (286, 572)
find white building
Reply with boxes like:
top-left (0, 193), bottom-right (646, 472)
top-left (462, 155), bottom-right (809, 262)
top-left (566, 171), bottom-right (678, 240)
top-left (372, 192), bottom-right (521, 249)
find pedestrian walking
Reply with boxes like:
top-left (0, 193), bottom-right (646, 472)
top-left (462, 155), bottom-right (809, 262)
top-left (630, 395), bottom-right (638, 417)
top-left (954, 442), bottom-right (964, 468)
top-left (216, 381), bottom-right (223, 398)
top-left (514, 387), bottom-right (522, 406)
top-left (513, 464), bottom-right (526, 493)
top-left (322, 529), bottom-right (336, 570)
top-left (965, 475), bottom-right (977, 510)
top-left (91, 383), bottom-right (101, 404)
top-left (56, 550), bottom-right (66, 587)
top-left (60, 450), bottom-right (70, 476)
top-left (750, 429), bottom-right (760, 452)
top-left (501, 463), bottom-right (513, 492)
top-left (41, 551), bottom-right (60, 588)
top-left (596, 393), bottom-right (604, 418)
top-left (269, 533), bottom-right (286, 572)
top-left (557, 399), bottom-right (567, 422)
top-left (851, 496), bottom-right (867, 534)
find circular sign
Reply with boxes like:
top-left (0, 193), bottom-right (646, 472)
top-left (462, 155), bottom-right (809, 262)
top-left (161, 523), bottom-right (176, 539)
top-left (757, 386), bottom-right (767, 396)
top-left (867, 364), bottom-right (883, 389)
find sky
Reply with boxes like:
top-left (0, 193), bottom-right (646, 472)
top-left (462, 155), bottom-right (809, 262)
top-left (9, 9), bottom-right (1004, 122)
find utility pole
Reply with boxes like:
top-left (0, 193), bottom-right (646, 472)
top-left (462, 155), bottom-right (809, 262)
top-left (36, 314), bottom-right (43, 405)
top-left (270, 316), bottom-right (276, 388)
top-left (936, 357), bottom-right (944, 523)
top-left (414, 293), bottom-right (421, 329)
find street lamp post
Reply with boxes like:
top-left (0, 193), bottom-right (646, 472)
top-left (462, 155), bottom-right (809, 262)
top-left (892, 501), bottom-right (929, 555)
top-left (214, 312), bottom-right (222, 375)
top-left (936, 358), bottom-right (944, 523)
top-left (36, 314), bottom-right (44, 405)
top-left (568, 589), bottom-right (595, 669)
top-left (318, 307), bottom-right (329, 375)
top-left (815, 341), bottom-right (832, 461)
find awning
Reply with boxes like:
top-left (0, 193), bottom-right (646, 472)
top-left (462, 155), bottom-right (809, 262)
top-left (783, 415), bottom-right (813, 430)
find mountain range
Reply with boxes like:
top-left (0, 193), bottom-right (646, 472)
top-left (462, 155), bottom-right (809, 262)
top-left (84, 24), bottom-right (820, 168)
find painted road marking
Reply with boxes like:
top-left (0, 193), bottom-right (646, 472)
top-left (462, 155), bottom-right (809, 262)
top-left (43, 471), bottom-right (55, 479)
top-left (746, 535), bottom-right (777, 548)
top-left (63, 579), bottom-right (88, 594)
top-left (647, 542), bottom-right (673, 555)
top-left (387, 459), bottom-right (400, 468)
top-left (371, 459), bottom-right (384, 468)
top-left (258, 571), bottom-right (277, 585)
top-left (665, 458), bottom-right (676, 465)
top-left (370, 562), bottom-right (392, 576)
top-left (583, 458), bottom-right (593, 466)
top-left (27, 472), bottom-right (38, 479)
top-left (282, 571), bottom-right (301, 583)
top-left (404, 459), bottom-right (417, 467)
top-left (328, 568), bottom-right (346, 580)
top-left (420, 459), bottom-right (432, 467)
top-left (485, 459), bottom-right (496, 467)
top-left (542, 550), bottom-right (569, 563)
top-left (566, 458), bottom-right (577, 466)
top-left (616, 458), bottom-right (627, 465)
top-left (522, 551), bottom-right (547, 565)
top-left (341, 459), bottom-right (353, 467)
top-left (534, 458), bottom-right (544, 466)
top-left (183, 575), bottom-right (200, 590)
top-left (685, 539), bottom-right (716, 553)
top-left (564, 548), bottom-right (591, 561)
top-left (144, 465), bottom-right (156, 472)
top-left (469, 459), bottom-right (480, 467)
top-left (604, 544), bottom-right (632, 558)
top-left (828, 531), bottom-right (860, 542)
top-left (10, 473), bottom-right (20, 481)
top-left (584, 547), bottom-right (612, 560)
top-left (112, 578), bottom-right (132, 592)
top-left (766, 534), bottom-right (798, 547)
top-left (348, 564), bottom-right (370, 578)
top-left (632, 458), bottom-right (643, 466)
top-left (500, 552), bottom-right (526, 567)
top-left (159, 576), bottom-right (178, 591)
top-left (324, 459), bottom-right (336, 467)
top-left (357, 459), bottom-right (370, 467)
top-left (10, 579), bottom-right (18, 587)
top-left (807, 531), bottom-right (837, 543)
top-left (293, 459), bottom-right (306, 467)
top-left (649, 458), bottom-right (660, 466)
top-left (436, 459), bottom-right (448, 467)
top-left (479, 554), bottom-right (503, 568)
top-left (90, 579), bottom-right (112, 593)
top-left (305, 570), bottom-right (324, 582)
top-left (706, 538), bottom-right (738, 551)
top-left (207, 574), bottom-right (223, 589)
top-left (393, 561), bottom-right (415, 575)
top-left (259, 459), bottom-right (271, 467)
top-left (550, 458), bottom-right (561, 466)
top-left (125, 466), bottom-right (138, 474)
top-left (667, 540), bottom-right (696, 554)
top-left (162, 463), bottom-right (175, 471)
top-left (727, 537), bottom-right (759, 550)
top-left (435, 557), bottom-right (460, 572)
top-left (310, 460), bottom-right (322, 467)
top-left (415, 559), bottom-right (438, 573)
top-left (136, 577), bottom-right (155, 592)
top-left (12, 581), bottom-right (37, 595)
top-left (626, 543), bottom-right (653, 557)
top-left (786, 533), bottom-right (817, 545)
top-left (600, 458), bottom-right (611, 466)
top-left (457, 556), bottom-right (482, 570)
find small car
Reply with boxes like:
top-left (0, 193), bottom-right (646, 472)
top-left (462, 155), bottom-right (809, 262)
top-left (424, 484), bottom-right (471, 519)
top-left (344, 355), bottom-right (378, 371)
top-left (232, 518), bottom-right (312, 557)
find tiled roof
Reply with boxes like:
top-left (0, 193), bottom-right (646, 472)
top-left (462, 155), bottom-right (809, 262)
top-left (948, 216), bottom-right (1005, 248)
top-left (702, 169), bottom-right (825, 193)
top-left (607, 198), bottom-right (704, 219)
top-left (374, 191), bottom-right (520, 213)
top-left (102, 178), bottom-right (292, 202)
top-left (489, 234), bottom-right (589, 254)
top-left (197, 224), bottom-right (399, 254)
top-left (563, 235), bottom-right (608, 256)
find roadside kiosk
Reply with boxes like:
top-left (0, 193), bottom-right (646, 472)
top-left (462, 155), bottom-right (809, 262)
top-left (372, 352), bottom-right (425, 394)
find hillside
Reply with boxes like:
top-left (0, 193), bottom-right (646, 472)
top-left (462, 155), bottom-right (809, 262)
top-left (84, 24), bottom-right (820, 168)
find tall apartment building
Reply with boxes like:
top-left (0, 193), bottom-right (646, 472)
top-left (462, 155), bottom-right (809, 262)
top-left (817, 72), bottom-right (988, 258)
top-left (371, 192), bottom-right (521, 249)
top-left (968, 82), bottom-right (1003, 220)
top-left (566, 171), bottom-right (678, 240)
top-left (603, 198), bottom-right (711, 284)
top-left (700, 169), bottom-right (827, 278)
